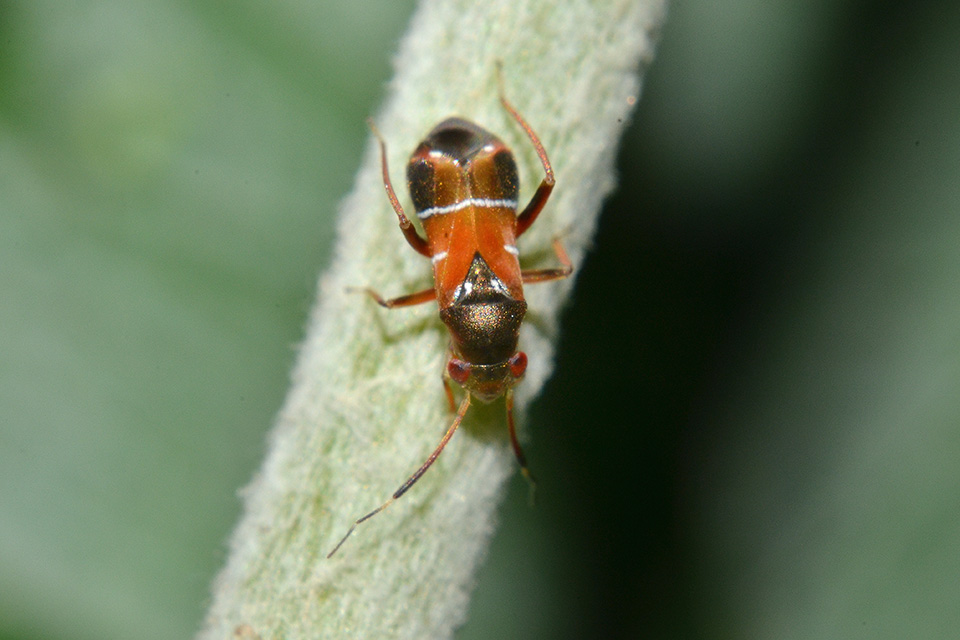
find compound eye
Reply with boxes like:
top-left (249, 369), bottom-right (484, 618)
top-left (508, 352), bottom-right (527, 378)
top-left (447, 358), bottom-right (471, 385)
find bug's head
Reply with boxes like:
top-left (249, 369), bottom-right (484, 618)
top-left (447, 352), bottom-right (527, 403)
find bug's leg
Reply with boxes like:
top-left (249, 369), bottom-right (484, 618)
top-left (521, 236), bottom-right (574, 284)
top-left (441, 363), bottom-right (458, 412)
top-left (368, 119), bottom-right (431, 257)
top-left (327, 393), bottom-right (472, 558)
top-left (496, 64), bottom-right (555, 238)
top-left (348, 285), bottom-right (436, 308)
top-left (505, 389), bottom-right (537, 505)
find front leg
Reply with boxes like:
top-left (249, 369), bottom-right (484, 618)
top-left (441, 356), bottom-right (458, 412)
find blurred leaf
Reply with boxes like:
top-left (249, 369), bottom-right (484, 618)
top-left (0, 1), bottom-right (412, 638)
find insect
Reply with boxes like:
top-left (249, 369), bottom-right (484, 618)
top-left (328, 74), bottom-right (572, 557)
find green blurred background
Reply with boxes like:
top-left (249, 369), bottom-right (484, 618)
top-left (2, 1), bottom-right (959, 638)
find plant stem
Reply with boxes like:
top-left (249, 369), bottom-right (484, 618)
top-left (197, 1), bottom-right (666, 638)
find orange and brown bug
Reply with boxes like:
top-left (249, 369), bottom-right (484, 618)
top-left (328, 79), bottom-right (572, 558)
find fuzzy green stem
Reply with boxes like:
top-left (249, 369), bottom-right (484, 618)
top-left (197, 1), bottom-right (666, 638)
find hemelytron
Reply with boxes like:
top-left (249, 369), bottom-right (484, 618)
top-left (328, 71), bottom-right (572, 557)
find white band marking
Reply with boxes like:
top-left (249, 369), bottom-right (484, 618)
top-left (503, 244), bottom-right (519, 256)
top-left (416, 198), bottom-right (517, 219)
top-left (431, 251), bottom-right (448, 265)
